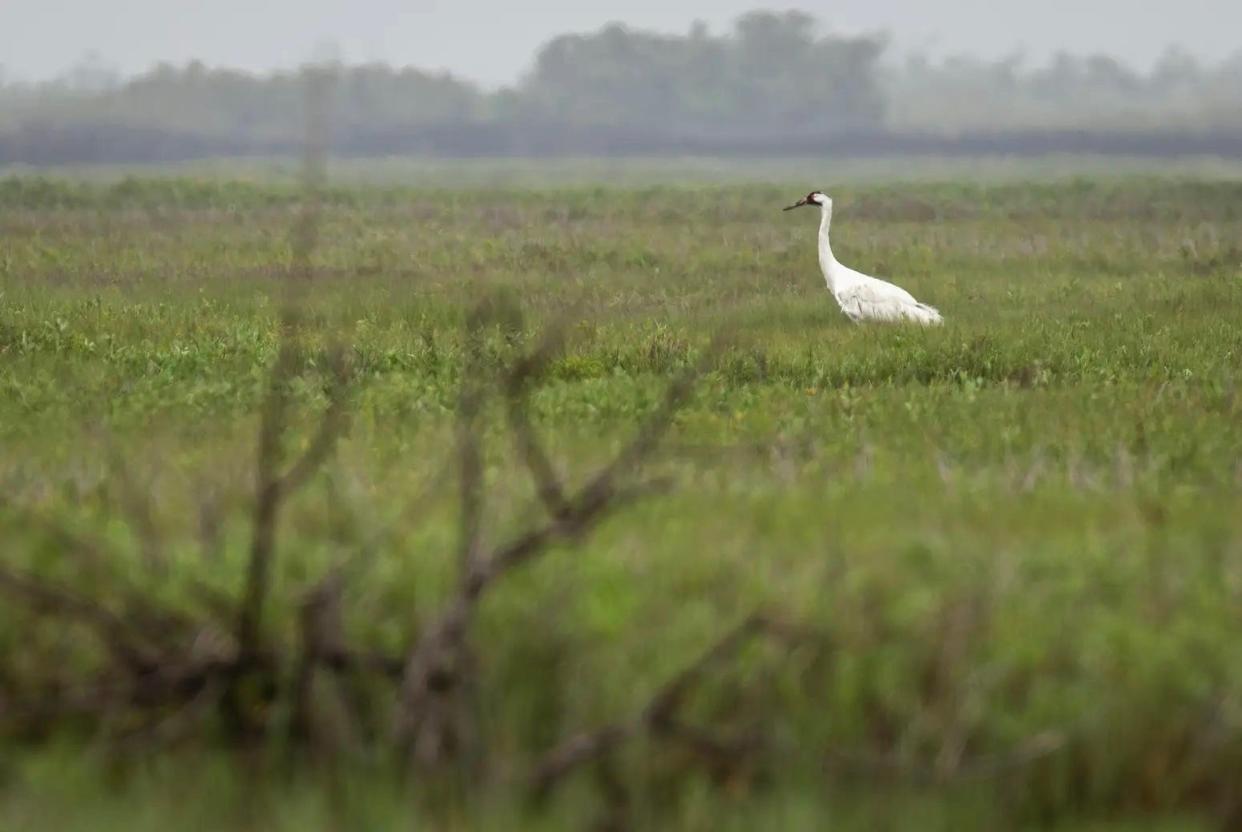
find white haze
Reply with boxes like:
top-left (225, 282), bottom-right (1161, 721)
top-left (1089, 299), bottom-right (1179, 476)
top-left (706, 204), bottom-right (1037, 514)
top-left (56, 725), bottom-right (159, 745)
top-left (1, 0), bottom-right (1240, 87)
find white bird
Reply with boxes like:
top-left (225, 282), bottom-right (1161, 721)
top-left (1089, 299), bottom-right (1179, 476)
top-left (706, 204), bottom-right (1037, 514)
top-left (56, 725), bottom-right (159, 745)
top-left (784, 191), bottom-right (943, 325)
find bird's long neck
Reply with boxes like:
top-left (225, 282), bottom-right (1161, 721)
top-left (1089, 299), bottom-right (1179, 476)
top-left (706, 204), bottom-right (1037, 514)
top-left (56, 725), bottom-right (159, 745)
top-left (817, 207), bottom-right (841, 293)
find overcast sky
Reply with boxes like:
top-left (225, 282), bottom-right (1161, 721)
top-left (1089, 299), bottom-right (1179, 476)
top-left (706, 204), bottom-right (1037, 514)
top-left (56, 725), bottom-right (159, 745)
top-left (2, 1), bottom-right (1239, 86)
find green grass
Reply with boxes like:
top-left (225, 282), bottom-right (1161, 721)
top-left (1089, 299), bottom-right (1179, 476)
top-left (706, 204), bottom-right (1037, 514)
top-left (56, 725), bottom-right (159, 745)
top-left (1, 175), bottom-right (1240, 829)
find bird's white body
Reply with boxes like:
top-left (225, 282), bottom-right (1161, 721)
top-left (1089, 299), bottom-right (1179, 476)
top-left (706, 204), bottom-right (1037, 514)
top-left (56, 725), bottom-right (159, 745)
top-left (804, 194), bottom-right (943, 325)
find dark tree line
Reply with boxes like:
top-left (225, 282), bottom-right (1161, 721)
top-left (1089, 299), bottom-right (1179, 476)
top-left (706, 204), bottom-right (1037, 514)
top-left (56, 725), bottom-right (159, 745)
top-left (2, 11), bottom-right (1240, 164)
top-left (518, 12), bottom-right (886, 136)
top-left (887, 48), bottom-right (1242, 134)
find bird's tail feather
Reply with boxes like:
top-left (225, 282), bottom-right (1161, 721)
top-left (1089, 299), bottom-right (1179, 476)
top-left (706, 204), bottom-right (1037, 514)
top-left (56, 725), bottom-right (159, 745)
top-left (910, 303), bottom-right (944, 325)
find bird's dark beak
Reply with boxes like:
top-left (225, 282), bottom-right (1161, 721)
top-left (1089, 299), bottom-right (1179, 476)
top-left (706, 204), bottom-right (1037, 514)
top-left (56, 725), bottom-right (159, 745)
top-left (783, 198), bottom-right (808, 211)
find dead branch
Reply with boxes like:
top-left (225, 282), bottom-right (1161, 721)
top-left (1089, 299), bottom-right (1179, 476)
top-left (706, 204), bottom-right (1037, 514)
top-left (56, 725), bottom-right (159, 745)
top-left (464, 479), bottom-right (668, 604)
top-left (456, 310), bottom-right (487, 574)
top-left (484, 343), bottom-right (718, 589)
top-left (394, 334), bottom-right (720, 765)
top-left (822, 730), bottom-right (1068, 785)
top-left (0, 565), bottom-right (157, 671)
top-left (279, 349), bottom-right (352, 497)
top-left (529, 612), bottom-right (785, 798)
top-left (1, 506), bottom-right (199, 640)
top-left (290, 571), bottom-right (346, 743)
top-left (236, 342), bottom-right (300, 658)
top-left (285, 569), bottom-right (399, 756)
top-left (234, 348), bottom-right (353, 662)
top-left (103, 437), bottom-right (166, 576)
top-left (530, 724), bottom-right (636, 797)
top-left (234, 65), bottom-right (342, 664)
top-left (319, 646), bottom-right (405, 680)
top-left (503, 326), bottom-right (572, 520)
top-left (225, 65), bottom-right (343, 741)
top-left (641, 613), bottom-right (771, 722)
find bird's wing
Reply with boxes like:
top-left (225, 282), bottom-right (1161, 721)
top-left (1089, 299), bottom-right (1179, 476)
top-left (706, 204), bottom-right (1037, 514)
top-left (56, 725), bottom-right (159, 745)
top-left (837, 275), bottom-right (941, 324)
top-left (859, 272), bottom-right (919, 303)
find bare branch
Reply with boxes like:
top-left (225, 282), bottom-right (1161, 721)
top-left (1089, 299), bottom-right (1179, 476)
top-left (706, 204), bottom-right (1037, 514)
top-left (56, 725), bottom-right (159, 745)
top-left (572, 342), bottom-right (716, 513)
top-left (320, 647), bottom-right (405, 680)
top-left (396, 336), bottom-right (719, 762)
top-left (278, 349), bottom-right (352, 496)
top-left (503, 326), bottom-right (572, 520)
top-left (456, 311), bottom-right (488, 574)
top-left (290, 570), bottom-right (345, 743)
top-left (481, 338), bottom-right (724, 588)
top-left (236, 342), bottom-right (298, 656)
top-left (641, 613), bottom-right (770, 723)
top-left (224, 68), bottom-right (339, 743)
top-left (0, 506), bottom-right (197, 639)
top-left (529, 724), bottom-right (638, 795)
top-left (235, 65), bottom-right (339, 661)
top-left (0, 565), bottom-right (155, 670)
top-left (468, 479), bottom-right (669, 598)
top-left (529, 611), bottom-right (780, 798)
top-left (103, 437), bottom-right (166, 576)
top-left (823, 730), bottom-right (1068, 785)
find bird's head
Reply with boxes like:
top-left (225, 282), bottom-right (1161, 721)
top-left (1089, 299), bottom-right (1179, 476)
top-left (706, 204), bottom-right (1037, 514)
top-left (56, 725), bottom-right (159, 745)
top-left (783, 191), bottom-right (831, 212)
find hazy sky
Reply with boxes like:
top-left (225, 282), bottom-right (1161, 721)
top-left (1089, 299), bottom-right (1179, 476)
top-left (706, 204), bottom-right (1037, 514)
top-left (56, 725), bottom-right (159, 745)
top-left (2, 1), bottom-right (1238, 85)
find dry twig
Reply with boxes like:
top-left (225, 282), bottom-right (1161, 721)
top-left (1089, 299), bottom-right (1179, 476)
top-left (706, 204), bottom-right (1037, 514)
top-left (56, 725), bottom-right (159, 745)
top-left (529, 612), bottom-right (788, 798)
top-left (394, 327), bottom-right (722, 767)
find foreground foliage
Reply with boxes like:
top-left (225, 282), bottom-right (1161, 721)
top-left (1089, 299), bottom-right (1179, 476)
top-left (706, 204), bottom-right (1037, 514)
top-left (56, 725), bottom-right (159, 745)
top-left (1, 176), bottom-right (1241, 829)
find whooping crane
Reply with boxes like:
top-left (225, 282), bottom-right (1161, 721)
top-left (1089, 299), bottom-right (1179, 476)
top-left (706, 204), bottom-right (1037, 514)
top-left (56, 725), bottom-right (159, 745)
top-left (784, 191), bottom-right (943, 325)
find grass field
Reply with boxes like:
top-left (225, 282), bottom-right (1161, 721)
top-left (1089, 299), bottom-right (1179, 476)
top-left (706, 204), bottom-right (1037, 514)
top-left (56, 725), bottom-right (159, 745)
top-left (1, 174), bottom-right (1241, 829)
